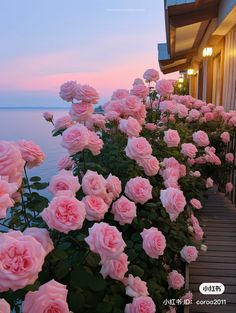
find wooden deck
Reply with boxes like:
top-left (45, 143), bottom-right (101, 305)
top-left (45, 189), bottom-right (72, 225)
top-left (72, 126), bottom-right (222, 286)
top-left (187, 188), bottom-right (236, 313)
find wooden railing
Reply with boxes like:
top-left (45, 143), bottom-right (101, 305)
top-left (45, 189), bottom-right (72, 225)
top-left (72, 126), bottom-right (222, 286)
top-left (225, 132), bottom-right (236, 205)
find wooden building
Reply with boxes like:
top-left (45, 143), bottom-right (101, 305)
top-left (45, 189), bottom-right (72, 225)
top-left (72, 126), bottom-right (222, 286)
top-left (158, 0), bottom-right (236, 110)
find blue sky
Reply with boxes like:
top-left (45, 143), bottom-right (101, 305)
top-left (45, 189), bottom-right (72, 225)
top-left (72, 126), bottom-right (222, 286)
top-left (0, 0), bottom-right (177, 107)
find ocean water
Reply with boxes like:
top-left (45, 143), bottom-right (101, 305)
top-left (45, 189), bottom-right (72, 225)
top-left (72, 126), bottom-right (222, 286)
top-left (0, 108), bottom-right (69, 182)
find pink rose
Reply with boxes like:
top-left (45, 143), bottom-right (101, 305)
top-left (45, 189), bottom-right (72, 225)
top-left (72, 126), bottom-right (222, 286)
top-left (204, 112), bottom-right (215, 121)
top-left (22, 279), bottom-right (70, 313)
top-left (188, 109), bottom-right (201, 121)
top-left (0, 299), bottom-right (10, 313)
top-left (87, 130), bottom-right (104, 156)
top-left (225, 153), bottom-right (234, 163)
top-left (125, 137), bottom-right (152, 162)
top-left (125, 296), bottom-right (156, 313)
top-left (54, 115), bottom-right (74, 131)
top-left (206, 177), bottom-right (214, 188)
top-left (57, 155), bottom-right (74, 170)
top-left (179, 164), bottom-right (186, 177)
top-left (164, 129), bottom-right (180, 147)
top-left (111, 196), bottom-right (137, 225)
top-left (85, 222), bottom-right (126, 260)
top-left (133, 78), bottom-right (145, 86)
top-left (23, 227), bottom-right (54, 254)
top-left (190, 198), bottom-right (202, 209)
top-left (119, 117), bottom-right (142, 137)
top-left (225, 182), bottom-right (233, 193)
top-left (69, 102), bottom-right (94, 122)
top-left (112, 89), bottom-right (129, 100)
top-left (156, 79), bottom-right (173, 96)
top-left (0, 231), bottom-right (47, 292)
top-left (106, 174), bottom-right (122, 199)
top-left (82, 170), bottom-right (107, 198)
top-left (18, 140), bottom-right (45, 168)
top-left (163, 157), bottom-right (180, 169)
top-left (181, 143), bottom-right (197, 158)
top-left (41, 195), bottom-right (86, 234)
top-left (139, 156), bottom-right (160, 176)
top-left (181, 291), bottom-right (193, 304)
top-left (221, 132), bottom-right (230, 144)
top-left (192, 130), bottom-right (210, 147)
top-left (82, 195), bottom-right (108, 221)
top-left (48, 170), bottom-right (80, 196)
top-left (61, 124), bottom-right (89, 155)
top-left (130, 84), bottom-right (149, 99)
top-left (160, 187), bottom-right (186, 221)
top-left (145, 123), bottom-right (157, 131)
top-left (0, 176), bottom-right (18, 219)
top-left (100, 253), bottom-right (129, 280)
top-left (141, 227), bottom-right (166, 259)
top-left (122, 95), bottom-right (142, 116)
top-left (105, 110), bottom-right (120, 121)
top-left (125, 274), bottom-right (149, 298)
top-left (180, 245), bottom-right (198, 263)
top-left (86, 113), bottom-right (106, 130)
top-left (159, 100), bottom-right (176, 114)
top-left (167, 270), bottom-right (185, 290)
top-left (59, 80), bottom-right (77, 102)
top-left (43, 111), bottom-right (53, 122)
top-left (75, 84), bottom-right (99, 104)
top-left (176, 103), bottom-right (188, 118)
top-left (143, 68), bottom-right (159, 82)
top-left (125, 177), bottom-right (152, 204)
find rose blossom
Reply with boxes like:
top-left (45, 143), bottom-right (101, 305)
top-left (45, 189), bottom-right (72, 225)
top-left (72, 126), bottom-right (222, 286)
top-left (160, 187), bottom-right (186, 221)
top-left (43, 111), bottom-right (53, 122)
top-left (141, 227), bottom-right (166, 259)
top-left (82, 170), bottom-right (107, 198)
top-left (220, 131), bottom-right (230, 144)
top-left (119, 117), bottom-right (142, 137)
top-left (181, 143), bottom-right (197, 158)
top-left (139, 156), bottom-right (160, 176)
top-left (167, 270), bottom-right (185, 290)
top-left (125, 177), bottom-right (152, 204)
top-left (57, 155), bottom-right (74, 170)
top-left (75, 84), bottom-right (99, 104)
top-left (164, 129), bottom-right (180, 147)
top-left (61, 124), bottom-right (89, 155)
top-left (100, 253), bottom-right (129, 281)
top-left (225, 153), bottom-right (234, 163)
top-left (176, 103), bottom-right (189, 118)
top-left (0, 231), bottom-right (47, 292)
top-left (22, 279), bottom-right (70, 313)
top-left (59, 80), bottom-right (77, 102)
top-left (166, 307), bottom-right (176, 313)
top-left (125, 137), bottom-right (152, 162)
top-left (23, 227), bottom-right (54, 254)
top-left (86, 113), bottom-right (106, 130)
top-left (181, 291), bottom-right (193, 304)
top-left (192, 130), bottom-right (210, 147)
top-left (112, 196), bottom-right (137, 225)
top-left (143, 68), bottom-right (159, 82)
top-left (145, 123), bottom-right (157, 131)
top-left (85, 222), bottom-right (126, 260)
top-left (156, 79), bottom-right (174, 96)
top-left (189, 109), bottom-right (201, 120)
top-left (130, 84), bottom-right (149, 99)
top-left (159, 100), bottom-right (176, 114)
top-left (133, 78), bottom-right (145, 86)
top-left (125, 274), bottom-right (149, 298)
top-left (225, 182), bottom-right (233, 193)
top-left (125, 296), bottom-right (156, 313)
top-left (0, 299), bottom-right (10, 313)
top-left (69, 102), bottom-right (94, 122)
top-left (206, 177), bottom-right (214, 188)
top-left (112, 89), bottom-right (129, 100)
top-left (122, 95), bottom-right (142, 115)
top-left (0, 176), bottom-right (18, 219)
top-left (54, 115), bottom-right (73, 131)
top-left (18, 140), bottom-right (45, 168)
top-left (106, 174), bottom-right (122, 199)
top-left (190, 198), bottom-right (202, 209)
top-left (82, 195), bottom-right (108, 221)
top-left (87, 130), bottom-right (104, 155)
top-left (180, 246), bottom-right (198, 263)
top-left (49, 169), bottom-right (80, 196)
top-left (41, 195), bottom-right (86, 234)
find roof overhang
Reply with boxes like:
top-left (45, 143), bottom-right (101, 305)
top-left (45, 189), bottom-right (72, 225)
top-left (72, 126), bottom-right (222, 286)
top-left (159, 0), bottom-right (220, 73)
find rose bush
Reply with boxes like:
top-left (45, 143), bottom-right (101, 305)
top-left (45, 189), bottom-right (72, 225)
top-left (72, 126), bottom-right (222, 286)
top-left (0, 68), bottom-right (235, 313)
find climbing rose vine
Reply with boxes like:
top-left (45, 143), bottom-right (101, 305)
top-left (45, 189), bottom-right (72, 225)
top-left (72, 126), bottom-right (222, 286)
top-left (0, 68), bottom-right (235, 313)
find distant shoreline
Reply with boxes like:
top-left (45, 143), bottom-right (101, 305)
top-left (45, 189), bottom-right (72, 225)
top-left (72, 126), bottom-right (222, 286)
top-left (0, 107), bottom-right (69, 110)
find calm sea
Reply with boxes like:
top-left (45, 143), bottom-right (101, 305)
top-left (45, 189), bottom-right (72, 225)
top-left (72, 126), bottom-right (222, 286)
top-left (0, 108), bottom-right (69, 182)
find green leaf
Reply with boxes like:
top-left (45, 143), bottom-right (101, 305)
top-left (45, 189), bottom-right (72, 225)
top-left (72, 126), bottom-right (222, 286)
top-left (89, 276), bottom-right (106, 292)
top-left (96, 303), bottom-right (113, 313)
top-left (29, 176), bottom-right (41, 182)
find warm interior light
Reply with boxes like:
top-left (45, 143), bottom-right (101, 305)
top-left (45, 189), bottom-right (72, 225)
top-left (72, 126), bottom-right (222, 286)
top-left (178, 77), bottom-right (184, 83)
top-left (178, 83), bottom-right (183, 88)
top-left (187, 68), bottom-right (194, 75)
top-left (203, 47), bottom-right (213, 57)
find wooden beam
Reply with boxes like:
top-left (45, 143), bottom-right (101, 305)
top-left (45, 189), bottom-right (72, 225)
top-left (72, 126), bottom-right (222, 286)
top-left (161, 61), bottom-right (191, 74)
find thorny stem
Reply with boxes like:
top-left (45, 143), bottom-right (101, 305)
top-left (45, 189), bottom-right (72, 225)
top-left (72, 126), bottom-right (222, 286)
top-left (24, 163), bottom-right (32, 194)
